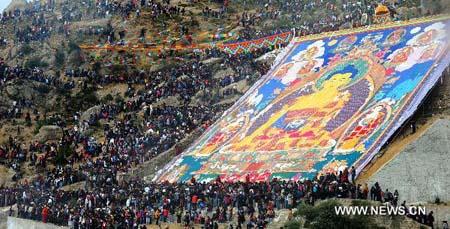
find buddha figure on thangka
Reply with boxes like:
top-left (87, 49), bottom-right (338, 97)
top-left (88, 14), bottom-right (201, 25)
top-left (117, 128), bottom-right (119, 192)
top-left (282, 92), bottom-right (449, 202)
top-left (192, 51), bottom-right (390, 178)
top-left (226, 54), bottom-right (387, 153)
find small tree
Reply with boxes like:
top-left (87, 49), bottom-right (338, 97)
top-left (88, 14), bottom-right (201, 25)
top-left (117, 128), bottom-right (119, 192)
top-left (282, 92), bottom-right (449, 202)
top-left (55, 144), bottom-right (74, 165)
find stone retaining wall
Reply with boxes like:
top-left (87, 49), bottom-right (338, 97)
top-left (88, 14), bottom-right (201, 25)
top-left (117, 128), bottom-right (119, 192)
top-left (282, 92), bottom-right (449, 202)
top-left (7, 217), bottom-right (68, 229)
top-left (368, 118), bottom-right (450, 203)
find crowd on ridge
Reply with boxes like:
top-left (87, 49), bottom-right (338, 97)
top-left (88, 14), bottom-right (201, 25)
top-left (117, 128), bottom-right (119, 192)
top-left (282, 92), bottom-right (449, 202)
top-left (0, 0), bottom-right (192, 45)
top-left (0, 59), bottom-right (69, 87)
top-left (229, 0), bottom-right (413, 42)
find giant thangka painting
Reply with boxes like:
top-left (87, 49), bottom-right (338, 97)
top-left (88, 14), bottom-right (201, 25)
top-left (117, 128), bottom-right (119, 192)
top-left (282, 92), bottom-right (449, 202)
top-left (156, 18), bottom-right (450, 182)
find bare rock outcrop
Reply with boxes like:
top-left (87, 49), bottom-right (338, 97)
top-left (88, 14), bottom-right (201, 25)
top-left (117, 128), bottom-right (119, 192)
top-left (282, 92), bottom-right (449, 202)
top-left (35, 125), bottom-right (63, 143)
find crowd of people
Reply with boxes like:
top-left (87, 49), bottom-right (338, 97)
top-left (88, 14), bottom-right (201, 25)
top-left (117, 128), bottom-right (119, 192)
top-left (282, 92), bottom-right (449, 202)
top-left (0, 58), bottom-right (75, 122)
top-left (0, 0), bottom-right (430, 48)
top-left (1, 5), bottom-right (54, 43)
top-left (0, 59), bottom-right (64, 86)
top-left (0, 32), bottom-right (272, 203)
top-left (0, 165), bottom-right (414, 229)
top-left (233, 0), bottom-right (428, 43)
top-left (0, 0), bottom-right (144, 44)
top-left (1, 18), bottom-right (282, 228)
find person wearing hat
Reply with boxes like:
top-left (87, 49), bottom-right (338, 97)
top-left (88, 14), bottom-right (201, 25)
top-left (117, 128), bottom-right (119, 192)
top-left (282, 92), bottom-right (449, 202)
top-left (442, 221), bottom-right (449, 229)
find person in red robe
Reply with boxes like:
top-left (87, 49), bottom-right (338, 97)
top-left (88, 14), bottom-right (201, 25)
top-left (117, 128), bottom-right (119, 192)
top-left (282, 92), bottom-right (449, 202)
top-left (42, 205), bottom-right (49, 223)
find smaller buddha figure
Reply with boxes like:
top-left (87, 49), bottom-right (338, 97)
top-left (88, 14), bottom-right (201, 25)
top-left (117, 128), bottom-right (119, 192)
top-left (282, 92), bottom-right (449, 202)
top-left (384, 29), bottom-right (405, 46)
top-left (273, 41), bottom-right (325, 85)
top-left (415, 29), bottom-right (437, 46)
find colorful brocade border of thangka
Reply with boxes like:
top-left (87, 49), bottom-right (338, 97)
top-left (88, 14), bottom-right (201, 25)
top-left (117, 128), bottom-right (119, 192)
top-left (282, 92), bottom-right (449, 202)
top-left (291, 14), bottom-right (450, 43)
top-left (216, 31), bottom-right (294, 55)
top-left (215, 15), bottom-right (450, 55)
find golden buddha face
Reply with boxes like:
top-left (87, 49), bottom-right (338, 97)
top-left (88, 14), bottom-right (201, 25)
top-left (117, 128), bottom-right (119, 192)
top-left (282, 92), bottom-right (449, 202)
top-left (323, 73), bottom-right (352, 90)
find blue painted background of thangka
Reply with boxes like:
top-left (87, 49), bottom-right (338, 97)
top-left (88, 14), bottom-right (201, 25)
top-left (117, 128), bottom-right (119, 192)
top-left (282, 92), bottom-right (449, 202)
top-left (156, 18), bottom-right (450, 183)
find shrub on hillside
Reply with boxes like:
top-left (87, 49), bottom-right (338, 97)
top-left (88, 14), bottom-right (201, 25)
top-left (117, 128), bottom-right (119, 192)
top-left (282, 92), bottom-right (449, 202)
top-left (285, 220), bottom-right (302, 229)
top-left (55, 48), bottom-right (65, 68)
top-left (55, 143), bottom-right (74, 165)
top-left (66, 86), bottom-right (99, 112)
top-left (20, 44), bottom-right (34, 55)
top-left (25, 56), bottom-right (49, 69)
top-left (292, 200), bottom-right (383, 229)
top-left (68, 40), bottom-right (81, 52)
